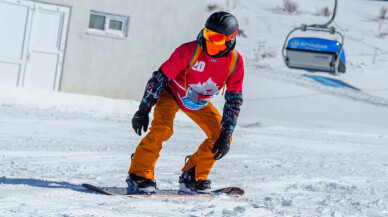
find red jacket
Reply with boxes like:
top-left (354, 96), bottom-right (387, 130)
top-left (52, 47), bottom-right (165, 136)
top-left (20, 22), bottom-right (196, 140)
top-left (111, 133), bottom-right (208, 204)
top-left (161, 41), bottom-right (244, 112)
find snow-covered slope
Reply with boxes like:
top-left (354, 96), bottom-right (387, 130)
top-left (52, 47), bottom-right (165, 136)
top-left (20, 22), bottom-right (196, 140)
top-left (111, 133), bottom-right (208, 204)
top-left (1, 0), bottom-right (388, 216)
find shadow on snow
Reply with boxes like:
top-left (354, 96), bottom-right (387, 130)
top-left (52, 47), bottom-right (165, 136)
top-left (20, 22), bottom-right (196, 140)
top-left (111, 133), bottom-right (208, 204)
top-left (0, 176), bottom-right (88, 193)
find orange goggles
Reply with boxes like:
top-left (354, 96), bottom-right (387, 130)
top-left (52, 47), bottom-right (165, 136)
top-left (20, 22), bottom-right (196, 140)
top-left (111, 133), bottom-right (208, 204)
top-left (203, 27), bottom-right (238, 45)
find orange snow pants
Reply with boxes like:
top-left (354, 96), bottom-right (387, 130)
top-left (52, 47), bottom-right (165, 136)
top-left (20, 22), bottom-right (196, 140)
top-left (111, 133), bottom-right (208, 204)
top-left (129, 90), bottom-right (222, 181)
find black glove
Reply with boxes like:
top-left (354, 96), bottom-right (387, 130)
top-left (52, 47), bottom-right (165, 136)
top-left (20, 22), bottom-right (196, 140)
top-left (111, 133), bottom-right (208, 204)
top-left (132, 111), bottom-right (149, 136)
top-left (211, 133), bottom-right (231, 160)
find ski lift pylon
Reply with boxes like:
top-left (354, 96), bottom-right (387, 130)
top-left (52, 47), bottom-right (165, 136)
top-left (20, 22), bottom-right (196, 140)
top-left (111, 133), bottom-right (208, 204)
top-left (282, 0), bottom-right (346, 74)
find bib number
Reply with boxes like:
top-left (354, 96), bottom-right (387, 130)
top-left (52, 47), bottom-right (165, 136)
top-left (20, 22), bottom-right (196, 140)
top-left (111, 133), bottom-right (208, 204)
top-left (192, 61), bottom-right (205, 72)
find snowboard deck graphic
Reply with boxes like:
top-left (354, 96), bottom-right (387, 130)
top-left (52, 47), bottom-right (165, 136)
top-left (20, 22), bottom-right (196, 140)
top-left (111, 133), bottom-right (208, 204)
top-left (82, 183), bottom-right (244, 197)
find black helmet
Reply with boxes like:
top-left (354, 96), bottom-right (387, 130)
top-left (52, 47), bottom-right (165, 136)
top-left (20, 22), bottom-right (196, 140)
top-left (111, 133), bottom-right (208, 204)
top-left (205, 11), bottom-right (239, 37)
top-left (199, 11), bottom-right (239, 57)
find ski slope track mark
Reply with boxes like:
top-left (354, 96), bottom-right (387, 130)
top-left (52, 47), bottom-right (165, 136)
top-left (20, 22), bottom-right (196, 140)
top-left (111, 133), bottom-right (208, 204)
top-left (252, 65), bottom-right (388, 108)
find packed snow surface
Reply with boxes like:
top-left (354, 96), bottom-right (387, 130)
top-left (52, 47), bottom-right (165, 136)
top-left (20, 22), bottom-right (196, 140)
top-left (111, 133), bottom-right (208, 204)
top-left (1, 0), bottom-right (388, 216)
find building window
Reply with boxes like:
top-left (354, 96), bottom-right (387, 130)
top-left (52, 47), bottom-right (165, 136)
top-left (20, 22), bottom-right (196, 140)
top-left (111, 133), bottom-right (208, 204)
top-left (87, 11), bottom-right (129, 38)
top-left (109, 20), bottom-right (122, 31)
top-left (89, 14), bottom-right (106, 30)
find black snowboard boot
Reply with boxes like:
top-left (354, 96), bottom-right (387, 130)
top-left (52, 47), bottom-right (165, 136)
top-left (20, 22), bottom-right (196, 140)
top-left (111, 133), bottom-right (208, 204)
top-left (126, 173), bottom-right (156, 193)
top-left (179, 166), bottom-right (211, 194)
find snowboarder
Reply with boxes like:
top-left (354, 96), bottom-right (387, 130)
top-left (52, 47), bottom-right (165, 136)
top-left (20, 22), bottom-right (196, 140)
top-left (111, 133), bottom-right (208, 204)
top-left (127, 11), bottom-right (244, 194)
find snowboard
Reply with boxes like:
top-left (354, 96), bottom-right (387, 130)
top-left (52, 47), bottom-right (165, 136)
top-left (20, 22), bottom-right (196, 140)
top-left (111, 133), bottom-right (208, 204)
top-left (82, 183), bottom-right (244, 197)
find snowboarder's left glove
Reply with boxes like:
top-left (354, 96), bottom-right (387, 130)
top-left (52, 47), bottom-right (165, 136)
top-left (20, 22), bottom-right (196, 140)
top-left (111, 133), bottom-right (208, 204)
top-left (212, 133), bottom-right (231, 160)
top-left (132, 111), bottom-right (149, 136)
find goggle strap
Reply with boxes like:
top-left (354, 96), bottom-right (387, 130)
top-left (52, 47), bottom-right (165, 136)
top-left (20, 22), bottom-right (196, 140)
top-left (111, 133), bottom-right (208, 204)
top-left (225, 28), bottom-right (239, 41)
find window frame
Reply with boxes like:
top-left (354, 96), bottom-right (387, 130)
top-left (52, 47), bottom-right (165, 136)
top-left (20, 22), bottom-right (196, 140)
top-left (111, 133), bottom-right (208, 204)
top-left (87, 11), bottom-right (129, 39)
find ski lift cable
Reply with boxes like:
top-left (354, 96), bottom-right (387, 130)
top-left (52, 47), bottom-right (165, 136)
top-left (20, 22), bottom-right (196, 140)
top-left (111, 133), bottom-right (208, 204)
top-left (333, 21), bottom-right (345, 37)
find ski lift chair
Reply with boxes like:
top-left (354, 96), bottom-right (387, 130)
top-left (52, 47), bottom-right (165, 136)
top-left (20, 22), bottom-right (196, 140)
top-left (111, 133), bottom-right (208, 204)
top-left (282, 0), bottom-right (346, 74)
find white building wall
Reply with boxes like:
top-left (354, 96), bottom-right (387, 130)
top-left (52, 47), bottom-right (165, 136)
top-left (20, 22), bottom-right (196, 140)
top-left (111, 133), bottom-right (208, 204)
top-left (38, 0), bottom-right (205, 99)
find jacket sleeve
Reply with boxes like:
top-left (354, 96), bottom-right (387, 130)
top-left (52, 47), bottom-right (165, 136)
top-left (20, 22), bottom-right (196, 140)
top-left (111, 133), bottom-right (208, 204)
top-left (160, 43), bottom-right (192, 80)
top-left (220, 90), bottom-right (243, 138)
top-left (138, 69), bottom-right (170, 113)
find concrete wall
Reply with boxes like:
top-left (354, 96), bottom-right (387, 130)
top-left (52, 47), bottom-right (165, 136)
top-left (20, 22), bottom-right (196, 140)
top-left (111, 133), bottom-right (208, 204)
top-left (36, 0), bottom-right (205, 100)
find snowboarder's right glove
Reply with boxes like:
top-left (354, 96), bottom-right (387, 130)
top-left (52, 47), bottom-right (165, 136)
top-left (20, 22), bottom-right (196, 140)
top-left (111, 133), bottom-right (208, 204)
top-left (132, 111), bottom-right (149, 136)
top-left (212, 133), bottom-right (231, 160)
top-left (132, 69), bottom-right (170, 136)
